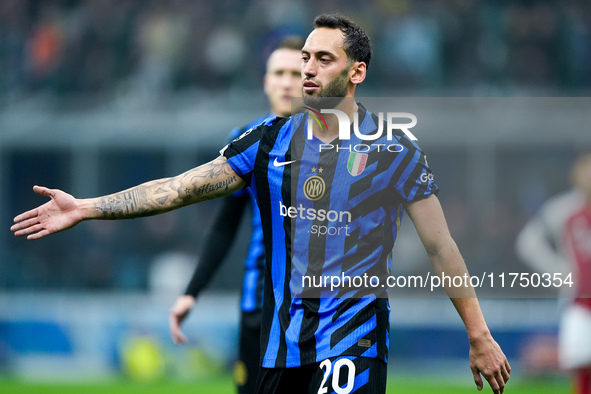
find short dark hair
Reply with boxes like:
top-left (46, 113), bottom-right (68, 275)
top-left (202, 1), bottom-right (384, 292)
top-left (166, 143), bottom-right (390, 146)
top-left (313, 13), bottom-right (372, 68)
top-left (274, 35), bottom-right (305, 52)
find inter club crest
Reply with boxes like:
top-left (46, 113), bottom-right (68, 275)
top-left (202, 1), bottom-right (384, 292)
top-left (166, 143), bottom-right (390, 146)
top-left (347, 152), bottom-right (367, 176)
top-left (303, 175), bottom-right (325, 201)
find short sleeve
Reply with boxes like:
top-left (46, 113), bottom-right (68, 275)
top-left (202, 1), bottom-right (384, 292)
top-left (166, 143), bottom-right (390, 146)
top-left (223, 114), bottom-right (273, 195)
top-left (390, 139), bottom-right (439, 203)
top-left (221, 126), bottom-right (261, 183)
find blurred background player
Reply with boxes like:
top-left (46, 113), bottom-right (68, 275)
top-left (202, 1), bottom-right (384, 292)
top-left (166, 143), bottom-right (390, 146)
top-left (516, 167), bottom-right (585, 281)
top-left (168, 35), bottom-right (304, 394)
top-left (515, 153), bottom-right (585, 376)
top-left (561, 151), bottom-right (591, 394)
top-left (516, 151), bottom-right (591, 391)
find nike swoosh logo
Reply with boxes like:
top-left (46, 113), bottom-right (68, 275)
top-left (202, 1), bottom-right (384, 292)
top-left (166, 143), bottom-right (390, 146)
top-left (273, 158), bottom-right (297, 167)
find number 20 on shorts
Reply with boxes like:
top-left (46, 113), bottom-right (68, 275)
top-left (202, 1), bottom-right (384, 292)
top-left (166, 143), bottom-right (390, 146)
top-left (317, 358), bottom-right (356, 394)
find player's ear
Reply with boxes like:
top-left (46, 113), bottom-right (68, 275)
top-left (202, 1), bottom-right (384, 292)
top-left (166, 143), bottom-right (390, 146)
top-left (349, 61), bottom-right (366, 85)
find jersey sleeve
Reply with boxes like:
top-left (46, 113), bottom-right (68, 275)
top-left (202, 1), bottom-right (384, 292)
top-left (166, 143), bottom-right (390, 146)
top-left (221, 116), bottom-right (280, 182)
top-left (225, 126), bottom-right (253, 198)
top-left (225, 114), bottom-right (273, 197)
top-left (221, 122), bottom-right (268, 185)
top-left (390, 137), bottom-right (439, 203)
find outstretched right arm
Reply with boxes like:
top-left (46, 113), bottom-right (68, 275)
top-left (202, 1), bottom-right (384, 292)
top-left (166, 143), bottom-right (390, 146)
top-left (11, 156), bottom-right (245, 240)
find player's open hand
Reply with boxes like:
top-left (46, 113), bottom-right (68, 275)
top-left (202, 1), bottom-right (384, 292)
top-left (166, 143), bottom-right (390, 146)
top-left (11, 185), bottom-right (83, 240)
top-left (469, 332), bottom-right (511, 393)
top-left (169, 295), bottom-right (195, 344)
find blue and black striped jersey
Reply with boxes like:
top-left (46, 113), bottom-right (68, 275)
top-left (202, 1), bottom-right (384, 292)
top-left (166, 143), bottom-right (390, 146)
top-left (222, 104), bottom-right (438, 368)
top-left (228, 114), bottom-right (270, 312)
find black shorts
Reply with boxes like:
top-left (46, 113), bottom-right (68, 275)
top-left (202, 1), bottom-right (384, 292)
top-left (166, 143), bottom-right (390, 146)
top-left (255, 356), bottom-right (387, 394)
top-left (233, 309), bottom-right (262, 394)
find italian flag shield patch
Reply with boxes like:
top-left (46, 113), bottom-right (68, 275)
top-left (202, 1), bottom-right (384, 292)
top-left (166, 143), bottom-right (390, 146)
top-left (347, 152), bottom-right (368, 176)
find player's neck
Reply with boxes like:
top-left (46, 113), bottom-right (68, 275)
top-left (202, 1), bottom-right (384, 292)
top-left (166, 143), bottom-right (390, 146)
top-left (312, 99), bottom-right (358, 144)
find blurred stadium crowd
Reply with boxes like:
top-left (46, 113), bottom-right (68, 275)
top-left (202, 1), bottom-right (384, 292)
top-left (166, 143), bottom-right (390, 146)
top-left (1, 0), bottom-right (591, 104)
top-left (1, 0), bottom-right (591, 293)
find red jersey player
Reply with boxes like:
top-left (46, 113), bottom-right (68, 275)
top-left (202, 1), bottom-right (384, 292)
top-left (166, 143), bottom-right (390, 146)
top-left (562, 152), bottom-right (591, 394)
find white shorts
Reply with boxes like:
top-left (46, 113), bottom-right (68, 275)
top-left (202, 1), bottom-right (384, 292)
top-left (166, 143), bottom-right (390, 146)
top-left (559, 303), bottom-right (591, 370)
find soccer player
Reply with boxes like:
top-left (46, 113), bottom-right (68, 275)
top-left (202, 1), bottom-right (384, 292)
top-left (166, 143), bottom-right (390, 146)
top-left (515, 153), bottom-right (588, 381)
top-left (11, 13), bottom-right (510, 394)
top-left (560, 152), bottom-right (591, 394)
top-left (516, 180), bottom-right (584, 281)
top-left (168, 35), bottom-right (304, 394)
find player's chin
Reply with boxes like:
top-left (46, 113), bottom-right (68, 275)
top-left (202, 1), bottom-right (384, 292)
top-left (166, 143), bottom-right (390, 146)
top-left (302, 92), bottom-right (321, 105)
top-left (278, 106), bottom-right (292, 117)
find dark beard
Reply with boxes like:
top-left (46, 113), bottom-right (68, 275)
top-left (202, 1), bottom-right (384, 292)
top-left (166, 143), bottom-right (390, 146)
top-left (302, 67), bottom-right (349, 110)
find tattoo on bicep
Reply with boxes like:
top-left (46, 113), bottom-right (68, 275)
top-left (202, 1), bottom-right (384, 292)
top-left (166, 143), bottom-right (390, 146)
top-left (194, 157), bottom-right (234, 180)
top-left (178, 157), bottom-right (240, 200)
top-left (195, 175), bottom-right (237, 198)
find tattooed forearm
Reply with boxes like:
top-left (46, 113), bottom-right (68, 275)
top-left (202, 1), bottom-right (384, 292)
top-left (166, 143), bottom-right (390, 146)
top-left (91, 156), bottom-right (243, 219)
top-left (154, 187), bottom-right (170, 205)
top-left (93, 179), bottom-right (177, 218)
top-left (95, 187), bottom-right (152, 218)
